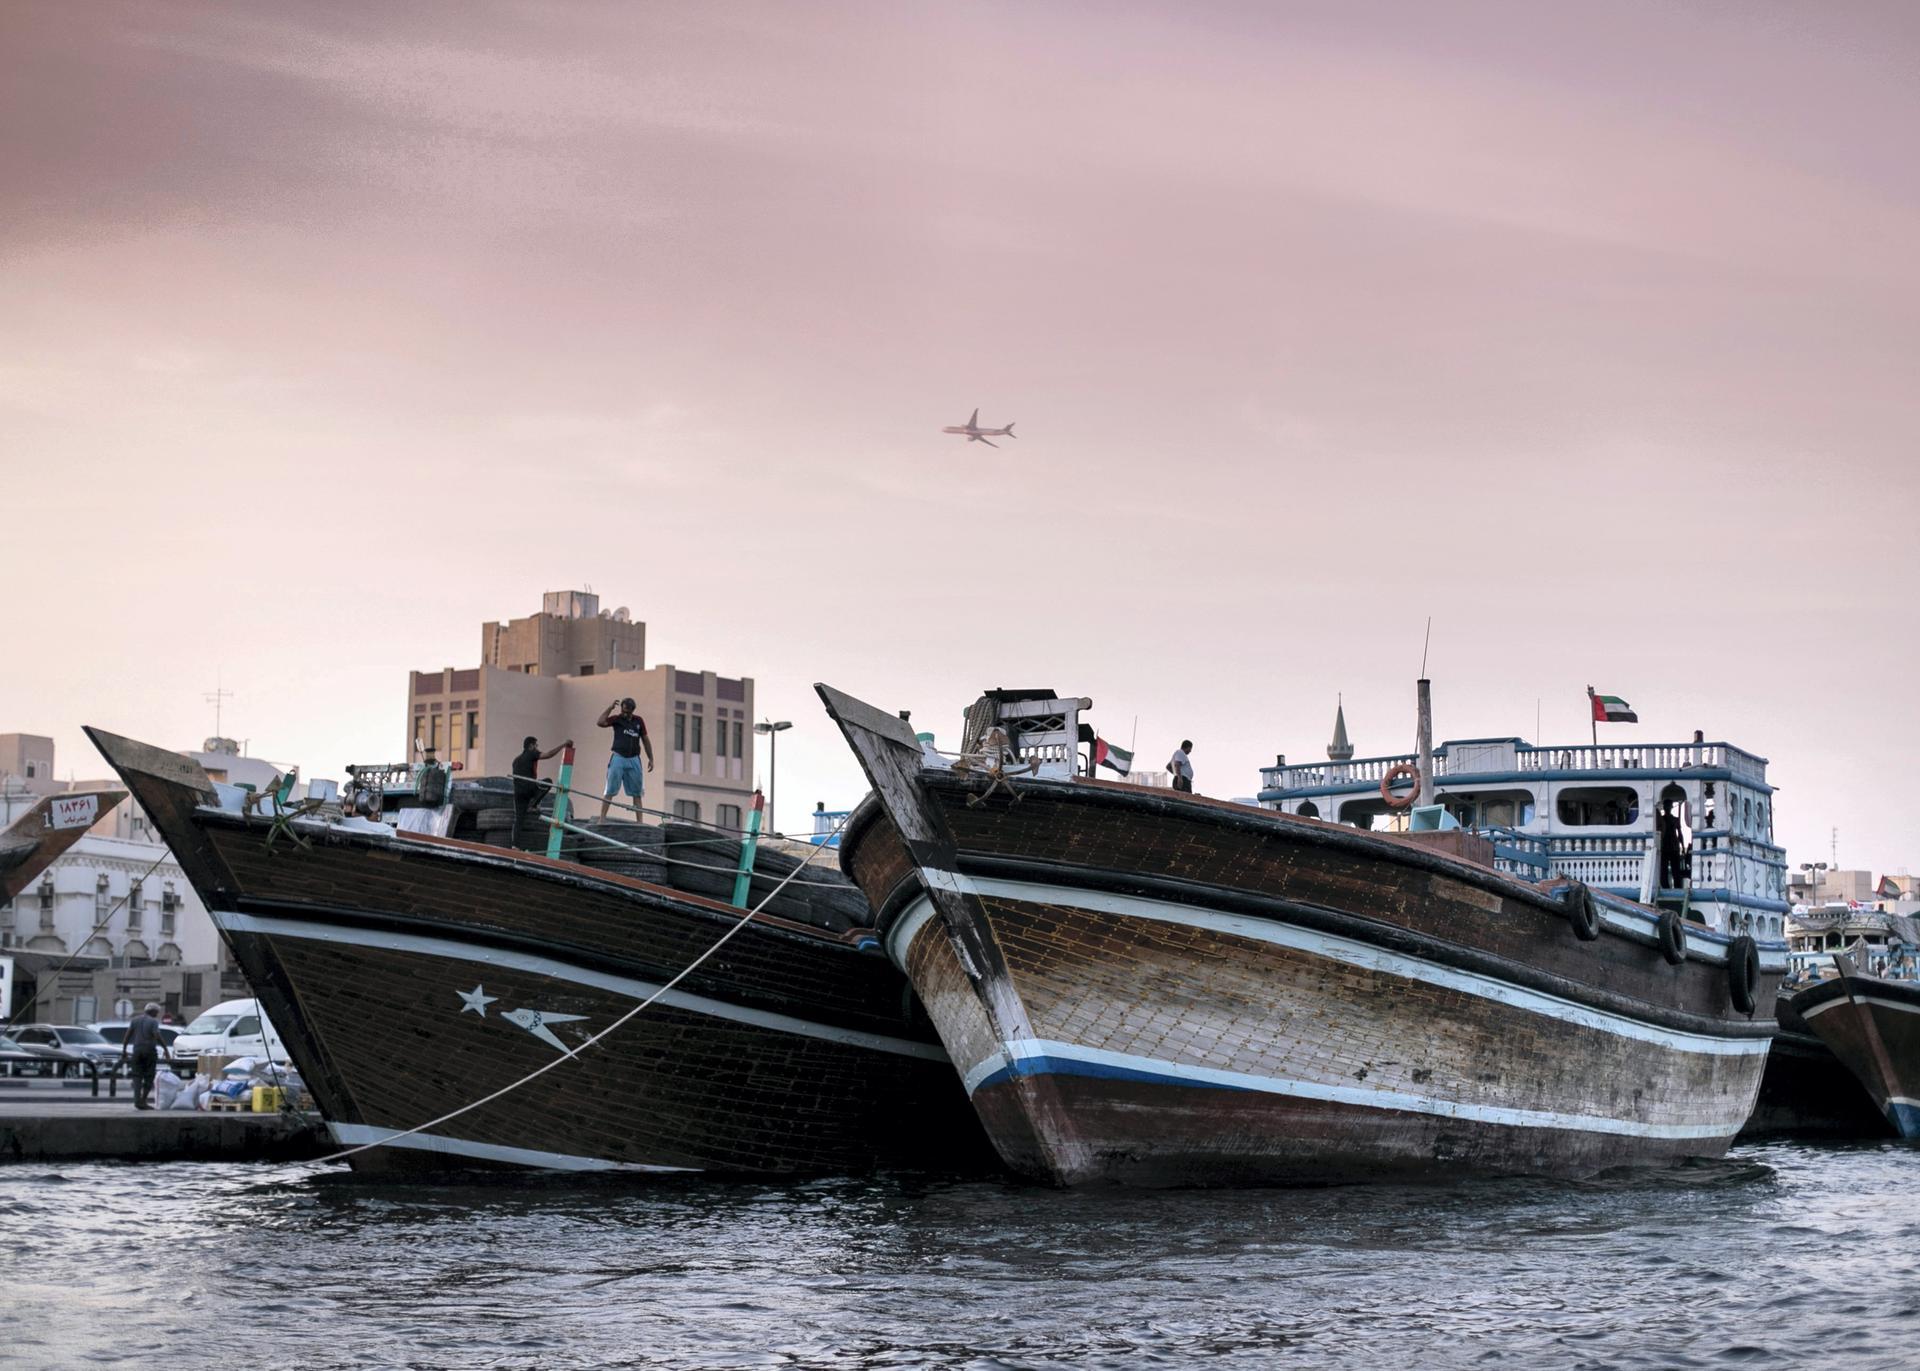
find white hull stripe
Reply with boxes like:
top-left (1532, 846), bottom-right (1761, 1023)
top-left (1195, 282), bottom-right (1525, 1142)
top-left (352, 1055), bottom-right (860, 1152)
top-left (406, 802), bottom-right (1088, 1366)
top-left (216, 910), bottom-right (947, 1062)
top-left (895, 881), bottom-right (1768, 1057)
top-left (961, 1039), bottom-right (1739, 1140)
top-left (1798, 994), bottom-right (1920, 1021)
top-left (326, 1122), bottom-right (698, 1172)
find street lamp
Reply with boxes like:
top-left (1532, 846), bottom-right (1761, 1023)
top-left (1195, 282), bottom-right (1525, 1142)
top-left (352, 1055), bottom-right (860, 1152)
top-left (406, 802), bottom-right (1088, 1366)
top-left (1799, 861), bottom-right (1828, 908)
top-left (754, 720), bottom-right (792, 834)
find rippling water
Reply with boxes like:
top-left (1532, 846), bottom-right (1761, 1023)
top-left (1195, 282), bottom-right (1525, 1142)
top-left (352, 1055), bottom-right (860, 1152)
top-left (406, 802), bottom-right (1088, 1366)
top-left (5, 1141), bottom-right (1918, 1369)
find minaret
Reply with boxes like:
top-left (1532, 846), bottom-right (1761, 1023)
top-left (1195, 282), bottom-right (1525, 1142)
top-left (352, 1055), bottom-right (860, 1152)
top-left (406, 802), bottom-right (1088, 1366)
top-left (1327, 697), bottom-right (1354, 763)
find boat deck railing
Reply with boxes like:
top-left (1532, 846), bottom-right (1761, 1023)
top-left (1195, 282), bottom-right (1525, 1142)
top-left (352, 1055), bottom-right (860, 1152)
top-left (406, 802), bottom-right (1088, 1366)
top-left (1261, 740), bottom-right (1769, 794)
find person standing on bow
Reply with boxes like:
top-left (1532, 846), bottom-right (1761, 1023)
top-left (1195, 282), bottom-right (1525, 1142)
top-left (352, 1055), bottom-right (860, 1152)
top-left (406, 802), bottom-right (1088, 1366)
top-left (1167, 740), bottom-right (1195, 794)
top-left (596, 697), bottom-right (654, 820)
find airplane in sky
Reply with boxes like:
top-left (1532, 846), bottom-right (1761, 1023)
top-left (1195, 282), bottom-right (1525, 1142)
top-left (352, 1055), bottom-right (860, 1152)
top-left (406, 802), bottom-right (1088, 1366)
top-left (941, 408), bottom-right (1016, 447)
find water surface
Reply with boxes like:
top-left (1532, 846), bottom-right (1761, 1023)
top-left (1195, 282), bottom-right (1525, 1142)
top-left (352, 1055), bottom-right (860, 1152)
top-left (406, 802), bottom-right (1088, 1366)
top-left (4, 1141), bottom-right (1915, 1369)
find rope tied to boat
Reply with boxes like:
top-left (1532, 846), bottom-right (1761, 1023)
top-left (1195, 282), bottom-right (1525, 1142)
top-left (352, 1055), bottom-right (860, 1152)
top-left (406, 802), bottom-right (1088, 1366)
top-left (308, 813), bottom-right (848, 1166)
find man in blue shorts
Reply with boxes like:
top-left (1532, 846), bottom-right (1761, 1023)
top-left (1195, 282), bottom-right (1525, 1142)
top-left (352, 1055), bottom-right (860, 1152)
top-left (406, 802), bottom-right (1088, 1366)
top-left (596, 696), bottom-right (654, 819)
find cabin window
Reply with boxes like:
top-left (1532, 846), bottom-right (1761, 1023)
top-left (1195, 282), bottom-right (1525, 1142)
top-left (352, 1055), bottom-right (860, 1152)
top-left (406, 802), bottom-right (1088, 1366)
top-left (1295, 801), bottom-right (1320, 819)
top-left (1555, 787), bottom-right (1639, 827)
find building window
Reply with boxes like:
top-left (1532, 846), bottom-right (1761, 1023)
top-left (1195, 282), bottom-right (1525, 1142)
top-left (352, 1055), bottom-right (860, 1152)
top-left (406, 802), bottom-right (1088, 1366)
top-left (128, 882), bottom-right (143, 928)
top-left (732, 721), bottom-right (743, 759)
top-left (162, 884), bottom-right (179, 913)
top-left (691, 716), bottom-right (704, 755)
top-left (673, 800), bottom-right (700, 821)
top-left (467, 712), bottom-right (479, 749)
top-left (39, 879), bottom-right (53, 910)
top-left (96, 873), bottom-right (111, 915)
top-left (1555, 787), bottom-right (1640, 827)
top-left (674, 712), bottom-right (687, 751)
top-left (429, 714), bottom-right (442, 751)
top-left (717, 803), bottom-right (742, 830)
top-left (25, 762), bottom-right (35, 778)
top-left (579, 664), bottom-right (594, 676)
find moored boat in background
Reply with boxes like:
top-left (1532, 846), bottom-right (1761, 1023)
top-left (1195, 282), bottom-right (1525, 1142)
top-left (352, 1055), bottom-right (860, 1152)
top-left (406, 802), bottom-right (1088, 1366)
top-left (1790, 947), bottom-right (1920, 1139)
top-left (820, 681), bottom-right (1786, 1187)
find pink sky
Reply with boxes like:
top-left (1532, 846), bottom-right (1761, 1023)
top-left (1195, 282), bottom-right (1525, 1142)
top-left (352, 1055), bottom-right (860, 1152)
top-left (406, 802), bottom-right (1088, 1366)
top-left (3, 1), bottom-right (1917, 866)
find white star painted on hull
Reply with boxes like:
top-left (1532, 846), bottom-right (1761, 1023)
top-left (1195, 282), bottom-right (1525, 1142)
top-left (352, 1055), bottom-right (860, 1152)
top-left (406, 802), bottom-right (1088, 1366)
top-left (456, 984), bottom-right (498, 1016)
top-left (502, 1007), bottom-right (588, 1053)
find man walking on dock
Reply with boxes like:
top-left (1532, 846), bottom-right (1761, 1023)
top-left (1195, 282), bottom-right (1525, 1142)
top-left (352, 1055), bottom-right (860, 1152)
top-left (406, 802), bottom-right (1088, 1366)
top-left (597, 697), bottom-right (654, 820)
top-left (511, 735), bottom-right (570, 846)
top-left (1168, 740), bottom-right (1195, 793)
top-left (118, 1003), bottom-right (165, 1110)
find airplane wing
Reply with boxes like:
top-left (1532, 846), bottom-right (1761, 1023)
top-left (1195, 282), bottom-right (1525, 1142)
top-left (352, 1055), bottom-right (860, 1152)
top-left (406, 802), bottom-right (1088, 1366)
top-left (975, 435), bottom-right (999, 447)
top-left (967, 408), bottom-right (978, 428)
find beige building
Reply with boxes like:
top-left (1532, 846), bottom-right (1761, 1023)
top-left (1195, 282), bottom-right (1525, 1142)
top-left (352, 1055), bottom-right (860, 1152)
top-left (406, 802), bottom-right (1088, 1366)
top-left (0, 733), bottom-right (57, 795)
top-left (406, 591), bottom-right (757, 828)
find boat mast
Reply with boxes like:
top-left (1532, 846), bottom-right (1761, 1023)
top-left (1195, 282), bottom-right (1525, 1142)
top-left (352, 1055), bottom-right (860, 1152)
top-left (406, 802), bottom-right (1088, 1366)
top-left (1415, 677), bottom-right (1435, 809)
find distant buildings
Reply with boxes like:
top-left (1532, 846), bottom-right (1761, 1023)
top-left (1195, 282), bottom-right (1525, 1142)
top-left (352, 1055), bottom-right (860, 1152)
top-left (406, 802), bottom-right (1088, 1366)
top-left (405, 591), bottom-right (758, 828)
top-left (0, 733), bottom-right (269, 1023)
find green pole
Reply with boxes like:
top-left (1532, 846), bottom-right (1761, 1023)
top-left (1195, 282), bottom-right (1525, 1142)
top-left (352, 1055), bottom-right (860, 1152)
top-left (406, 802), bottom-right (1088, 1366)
top-left (731, 790), bottom-right (764, 908)
top-left (546, 743), bottom-right (576, 860)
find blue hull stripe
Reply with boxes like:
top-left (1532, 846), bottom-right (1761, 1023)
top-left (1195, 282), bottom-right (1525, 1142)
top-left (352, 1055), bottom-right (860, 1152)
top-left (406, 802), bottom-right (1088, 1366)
top-left (962, 1039), bottom-right (1740, 1140)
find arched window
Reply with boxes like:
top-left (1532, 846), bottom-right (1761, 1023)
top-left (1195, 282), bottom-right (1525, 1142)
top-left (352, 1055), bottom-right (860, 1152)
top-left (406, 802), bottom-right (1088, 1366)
top-left (1296, 800), bottom-right (1320, 819)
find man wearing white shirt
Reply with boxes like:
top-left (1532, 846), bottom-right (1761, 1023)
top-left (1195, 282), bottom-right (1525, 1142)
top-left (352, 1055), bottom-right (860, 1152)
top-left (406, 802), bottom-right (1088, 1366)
top-left (1168, 740), bottom-right (1194, 793)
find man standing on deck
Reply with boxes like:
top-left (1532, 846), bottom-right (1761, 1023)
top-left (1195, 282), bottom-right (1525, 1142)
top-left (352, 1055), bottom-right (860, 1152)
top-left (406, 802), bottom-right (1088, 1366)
top-left (596, 697), bottom-right (654, 820)
top-left (1168, 740), bottom-right (1195, 793)
top-left (118, 1002), bottom-right (165, 1110)
top-left (511, 735), bottom-right (571, 847)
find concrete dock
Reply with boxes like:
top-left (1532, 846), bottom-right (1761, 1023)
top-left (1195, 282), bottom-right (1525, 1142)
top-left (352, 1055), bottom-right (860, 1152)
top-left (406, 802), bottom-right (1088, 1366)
top-left (0, 1096), bottom-right (331, 1163)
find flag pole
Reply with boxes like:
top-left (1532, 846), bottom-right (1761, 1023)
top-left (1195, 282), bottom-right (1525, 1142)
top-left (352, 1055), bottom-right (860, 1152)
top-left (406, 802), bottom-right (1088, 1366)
top-left (1587, 685), bottom-right (1597, 747)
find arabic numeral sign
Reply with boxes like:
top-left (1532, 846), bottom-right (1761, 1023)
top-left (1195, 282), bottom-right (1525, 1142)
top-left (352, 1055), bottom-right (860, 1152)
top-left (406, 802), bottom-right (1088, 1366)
top-left (50, 795), bottom-right (99, 830)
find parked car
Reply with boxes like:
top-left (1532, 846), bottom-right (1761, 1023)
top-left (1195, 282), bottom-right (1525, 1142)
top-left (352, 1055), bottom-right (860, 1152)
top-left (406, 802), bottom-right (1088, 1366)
top-left (8, 1024), bottom-right (124, 1076)
top-left (0, 1032), bottom-right (84, 1078)
top-left (170, 999), bottom-right (287, 1072)
top-left (89, 1020), bottom-right (185, 1067)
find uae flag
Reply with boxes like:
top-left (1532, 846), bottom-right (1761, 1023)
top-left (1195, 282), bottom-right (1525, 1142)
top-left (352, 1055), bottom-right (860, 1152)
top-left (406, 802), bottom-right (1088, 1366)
top-left (1588, 690), bottom-right (1637, 724)
top-left (1093, 737), bottom-right (1133, 776)
top-left (1879, 876), bottom-right (1903, 899)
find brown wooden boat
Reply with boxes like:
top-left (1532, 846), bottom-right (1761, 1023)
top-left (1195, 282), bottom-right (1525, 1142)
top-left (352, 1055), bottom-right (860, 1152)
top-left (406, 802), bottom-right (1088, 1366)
top-left (1789, 954), bottom-right (1920, 1139)
top-left (1737, 989), bottom-right (1892, 1140)
top-left (1, 787), bottom-right (126, 901)
top-left (86, 726), bottom-right (987, 1176)
top-left (818, 683), bottom-right (1785, 1187)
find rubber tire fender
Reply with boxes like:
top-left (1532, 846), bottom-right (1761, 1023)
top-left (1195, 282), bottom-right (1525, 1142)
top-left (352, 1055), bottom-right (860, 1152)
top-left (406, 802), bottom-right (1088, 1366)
top-left (1657, 909), bottom-right (1688, 966)
top-left (1727, 935), bottom-right (1760, 1016)
top-left (1565, 882), bottom-right (1600, 942)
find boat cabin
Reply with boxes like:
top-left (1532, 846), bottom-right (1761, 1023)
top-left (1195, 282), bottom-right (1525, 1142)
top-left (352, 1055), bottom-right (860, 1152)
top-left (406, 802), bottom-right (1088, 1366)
top-left (1258, 726), bottom-right (1788, 939)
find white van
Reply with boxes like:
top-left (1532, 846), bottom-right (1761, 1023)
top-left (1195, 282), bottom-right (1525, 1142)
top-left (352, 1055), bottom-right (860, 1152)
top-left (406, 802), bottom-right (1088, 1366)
top-left (170, 998), bottom-right (288, 1071)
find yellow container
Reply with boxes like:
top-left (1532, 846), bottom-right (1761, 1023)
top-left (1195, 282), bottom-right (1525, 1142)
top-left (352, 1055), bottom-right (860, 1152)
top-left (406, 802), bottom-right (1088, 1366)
top-left (251, 1086), bottom-right (285, 1113)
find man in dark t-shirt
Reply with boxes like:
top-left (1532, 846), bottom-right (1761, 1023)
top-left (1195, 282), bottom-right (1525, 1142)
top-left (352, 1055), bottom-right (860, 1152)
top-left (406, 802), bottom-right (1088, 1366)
top-left (119, 1003), bottom-right (166, 1110)
top-left (596, 697), bottom-right (654, 819)
top-left (511, 736), bottom-right (570, 847)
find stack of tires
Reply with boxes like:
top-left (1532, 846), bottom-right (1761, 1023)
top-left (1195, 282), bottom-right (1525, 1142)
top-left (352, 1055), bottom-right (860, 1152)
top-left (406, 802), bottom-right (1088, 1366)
top-left (574, 820), bottom-right (669, 885)
top-left (659, 824), bottom-right (866, 931)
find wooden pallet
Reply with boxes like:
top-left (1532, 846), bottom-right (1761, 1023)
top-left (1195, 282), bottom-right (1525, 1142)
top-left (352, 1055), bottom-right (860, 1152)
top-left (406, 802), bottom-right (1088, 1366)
top-left (204, 1095), bottom-right (252, 1112)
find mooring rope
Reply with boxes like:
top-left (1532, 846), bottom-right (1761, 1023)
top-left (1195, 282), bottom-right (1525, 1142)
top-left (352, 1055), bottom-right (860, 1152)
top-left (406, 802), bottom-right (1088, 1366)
top-left (538, 805), bottom-right (852, 888)
top-left (308, 814), bottom-right (847, 1166)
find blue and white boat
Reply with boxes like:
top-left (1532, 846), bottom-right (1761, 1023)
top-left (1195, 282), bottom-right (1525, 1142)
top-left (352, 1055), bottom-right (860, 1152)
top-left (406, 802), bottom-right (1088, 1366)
top-left (1256, 706), bottom-right (1788, 942)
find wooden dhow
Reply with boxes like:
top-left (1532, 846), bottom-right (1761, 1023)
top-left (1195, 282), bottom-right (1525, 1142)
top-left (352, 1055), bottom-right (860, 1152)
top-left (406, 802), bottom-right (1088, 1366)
top-left (86, 727), bottom-right (987, 1177)
top-left (818, 683), bottom-right (1786, 1186)
top-left (1789, 948), bottom-right (1920, 1138)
